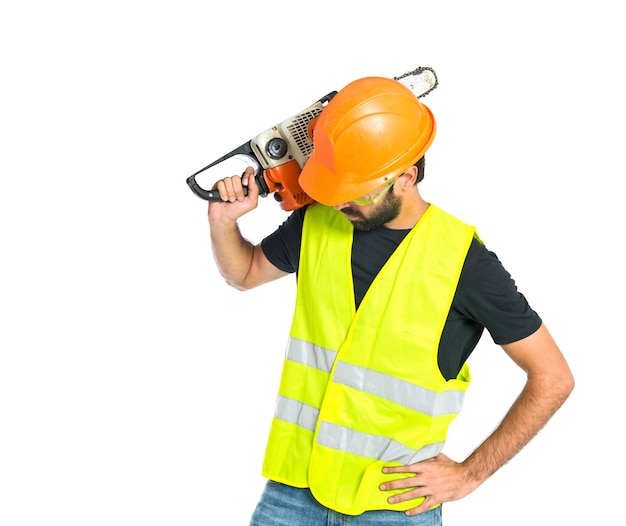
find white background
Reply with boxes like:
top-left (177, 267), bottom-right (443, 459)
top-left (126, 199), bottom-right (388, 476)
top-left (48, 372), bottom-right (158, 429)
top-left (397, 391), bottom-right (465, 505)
top-left (1, 1), bottom-right (623, 524)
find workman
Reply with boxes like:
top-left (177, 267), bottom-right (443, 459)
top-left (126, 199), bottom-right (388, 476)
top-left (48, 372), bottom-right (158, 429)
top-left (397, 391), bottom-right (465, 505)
top-left (205, 76), bottom-right (574, 526)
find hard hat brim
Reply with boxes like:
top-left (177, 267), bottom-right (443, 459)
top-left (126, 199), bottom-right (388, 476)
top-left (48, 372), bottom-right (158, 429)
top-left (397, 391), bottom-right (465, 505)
top-left (299, 158), bottom-right (379, 206)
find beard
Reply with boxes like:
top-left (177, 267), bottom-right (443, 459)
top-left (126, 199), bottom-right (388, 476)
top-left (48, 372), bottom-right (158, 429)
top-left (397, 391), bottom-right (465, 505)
top-left (340, 189), bottom-right (402, 231)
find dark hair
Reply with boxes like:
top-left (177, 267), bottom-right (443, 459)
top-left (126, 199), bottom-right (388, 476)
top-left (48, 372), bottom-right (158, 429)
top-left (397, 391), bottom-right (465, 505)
top-left (415, 156), bottom-right (425, 184)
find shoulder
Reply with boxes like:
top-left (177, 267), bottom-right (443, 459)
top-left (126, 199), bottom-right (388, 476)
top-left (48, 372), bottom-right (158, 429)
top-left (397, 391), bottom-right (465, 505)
top-left (456, 238), bottom-right (543, 344)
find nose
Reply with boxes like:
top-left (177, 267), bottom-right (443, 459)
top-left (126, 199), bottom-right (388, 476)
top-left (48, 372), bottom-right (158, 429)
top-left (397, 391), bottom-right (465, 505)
top-left (333, 201), bottom-right (351, 210)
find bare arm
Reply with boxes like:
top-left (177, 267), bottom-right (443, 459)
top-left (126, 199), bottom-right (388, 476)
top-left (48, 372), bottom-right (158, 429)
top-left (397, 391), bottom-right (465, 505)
top-left (459, 322), bottom-right (574, 482)
top-left (380, 322), bottom-right (575, 516)
top-left (208, 166), bottom-right (288, 290)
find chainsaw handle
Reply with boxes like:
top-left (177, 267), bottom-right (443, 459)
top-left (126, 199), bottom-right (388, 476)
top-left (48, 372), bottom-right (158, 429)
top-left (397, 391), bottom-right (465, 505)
top-left (186, 173), bottom-right (250, 201)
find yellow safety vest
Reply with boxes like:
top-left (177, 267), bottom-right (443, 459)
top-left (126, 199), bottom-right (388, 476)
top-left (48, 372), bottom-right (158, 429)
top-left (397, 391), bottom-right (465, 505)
top-left (262, 203), bottom-right (477, 514)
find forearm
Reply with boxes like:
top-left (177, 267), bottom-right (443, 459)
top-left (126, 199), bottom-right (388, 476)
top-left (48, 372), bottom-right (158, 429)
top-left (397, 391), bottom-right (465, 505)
top-left (461, 371), bottom-right (572, 485)
top-left (209, 217), bottom-right (255, 290)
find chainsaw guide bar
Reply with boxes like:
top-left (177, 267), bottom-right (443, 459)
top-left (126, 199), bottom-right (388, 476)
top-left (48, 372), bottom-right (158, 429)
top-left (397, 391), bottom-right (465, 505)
top-left (394, 66), bottom-right (439, 99)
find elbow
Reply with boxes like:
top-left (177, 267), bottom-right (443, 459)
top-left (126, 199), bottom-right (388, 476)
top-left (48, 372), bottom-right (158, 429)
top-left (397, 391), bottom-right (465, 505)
top-left (551, 367), bottom-right (575, 408)
top-left (559, 356), bottom-right (576, 399)
top-left (224, 278), bottom-right (251, 292)
top-left (223, 275), bottom-right (257, 292)
top-left (531, 364), bottom-right (575, 410)
top-left (563, 369), bottom-right (575, 400)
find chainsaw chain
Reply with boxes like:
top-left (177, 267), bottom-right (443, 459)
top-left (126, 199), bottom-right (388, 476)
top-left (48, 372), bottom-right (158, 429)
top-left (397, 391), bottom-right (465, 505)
top-left (394, 66), bottom-right (439, 99)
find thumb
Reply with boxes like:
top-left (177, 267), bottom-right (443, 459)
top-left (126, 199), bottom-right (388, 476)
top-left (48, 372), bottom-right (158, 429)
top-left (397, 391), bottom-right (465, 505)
top-left (242, 165), bottom-right (260, 198)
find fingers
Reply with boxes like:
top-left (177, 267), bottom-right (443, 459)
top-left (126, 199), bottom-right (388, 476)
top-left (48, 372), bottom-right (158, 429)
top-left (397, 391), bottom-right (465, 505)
top-left (380, 475), bottom-right (432, 516)
top-left (380, 473), bottom-right (419, 491)
top-left (242, 166), bottom-right (260, 199)
top-left (379, 454), bottom-right (467, 516)
top-left (213, 167), bottom-right (257, 202)
top-left (213, 176), bottom-right (246, 202)
top-left (403, 498), bottom-right (434, 518)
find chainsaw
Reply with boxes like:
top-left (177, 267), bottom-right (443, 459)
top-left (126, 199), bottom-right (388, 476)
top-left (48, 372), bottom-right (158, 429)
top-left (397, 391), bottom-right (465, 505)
top-left (186, 67), bottom-right (439, 211)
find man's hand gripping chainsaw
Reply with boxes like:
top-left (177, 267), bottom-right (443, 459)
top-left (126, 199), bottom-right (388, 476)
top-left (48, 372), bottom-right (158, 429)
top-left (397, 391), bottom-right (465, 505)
top-left (186, 67), bottom-right (439, 212)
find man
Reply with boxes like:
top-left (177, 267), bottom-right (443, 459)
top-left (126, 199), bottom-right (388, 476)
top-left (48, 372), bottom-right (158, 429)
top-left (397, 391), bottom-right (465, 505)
top-left (206, 77), bottom-right (574, 525)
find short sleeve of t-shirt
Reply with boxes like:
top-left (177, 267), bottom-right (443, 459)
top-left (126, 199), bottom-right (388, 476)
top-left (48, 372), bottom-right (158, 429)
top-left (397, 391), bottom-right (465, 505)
top-left (454, 242), bottom-right (542, 345)
top-left (260, 206), bottom-right (307, 274)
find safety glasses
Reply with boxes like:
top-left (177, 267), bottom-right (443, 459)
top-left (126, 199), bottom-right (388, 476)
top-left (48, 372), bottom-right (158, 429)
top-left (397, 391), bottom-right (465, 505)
top-left (350, 178), bottom-right (397, 206)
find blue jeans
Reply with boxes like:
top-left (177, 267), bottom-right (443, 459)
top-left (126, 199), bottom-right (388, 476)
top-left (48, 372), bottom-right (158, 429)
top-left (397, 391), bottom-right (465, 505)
top-left (249, 481), bottom-right (442, 526)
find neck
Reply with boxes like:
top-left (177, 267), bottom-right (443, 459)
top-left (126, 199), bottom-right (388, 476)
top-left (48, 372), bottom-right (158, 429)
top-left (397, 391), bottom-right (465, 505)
top-left (384, 193), bottom-right (430, 230)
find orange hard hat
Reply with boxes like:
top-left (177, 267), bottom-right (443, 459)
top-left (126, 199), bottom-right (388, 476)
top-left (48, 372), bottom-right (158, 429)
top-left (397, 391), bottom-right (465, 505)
top-left (299, 76), bottom-right (436, 206)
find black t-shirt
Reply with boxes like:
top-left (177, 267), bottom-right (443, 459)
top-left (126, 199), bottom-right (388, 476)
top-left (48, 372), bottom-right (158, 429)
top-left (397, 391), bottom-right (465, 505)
top-left (261, 206), bottom-right (542, 380)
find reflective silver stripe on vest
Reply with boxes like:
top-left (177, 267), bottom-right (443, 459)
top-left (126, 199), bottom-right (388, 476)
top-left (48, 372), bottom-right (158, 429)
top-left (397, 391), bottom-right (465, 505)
top-left (317, 421), bottom-right (444, 464)
top-left (274, 395), bottom-right (319, 432)
top-left (333, 360), bottom-right (465, 417)
top-left (286, 339), bottom-right (466, 417)
top-left (286, 337), bottom-right (337, 373)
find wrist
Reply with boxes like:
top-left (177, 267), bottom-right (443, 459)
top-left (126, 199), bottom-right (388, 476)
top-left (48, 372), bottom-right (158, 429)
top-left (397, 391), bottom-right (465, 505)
top-left (208, 209), bottom-right (241, 230)
top-left (460, 452), bottom-right (497, 487)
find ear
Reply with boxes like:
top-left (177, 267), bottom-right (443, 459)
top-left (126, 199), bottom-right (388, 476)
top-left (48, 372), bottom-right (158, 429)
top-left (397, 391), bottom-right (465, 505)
top-left (396, 165), bottom-right (419, 190)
